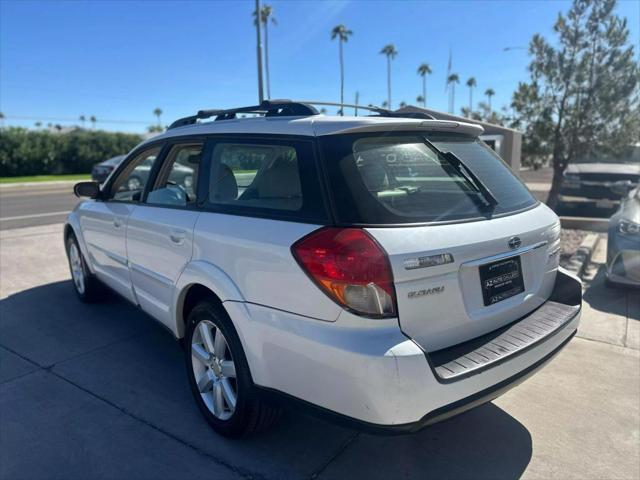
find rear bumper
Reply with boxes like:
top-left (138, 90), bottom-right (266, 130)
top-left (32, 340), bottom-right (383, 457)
top-left (224, 270), bottom-right (581, 431)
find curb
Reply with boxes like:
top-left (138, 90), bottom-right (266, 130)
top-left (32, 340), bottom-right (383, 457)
top-left (560, 216), bottom-right (609, 233)
top-left (564, 233), bottom-right (601, 279)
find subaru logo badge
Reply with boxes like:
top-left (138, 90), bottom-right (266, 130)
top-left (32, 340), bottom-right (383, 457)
top-left (508, 236), bottom-right (522, 250)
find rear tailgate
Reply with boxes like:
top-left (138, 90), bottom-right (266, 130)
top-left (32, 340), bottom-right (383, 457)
top-left (366, 203), bottom-right (561, 352)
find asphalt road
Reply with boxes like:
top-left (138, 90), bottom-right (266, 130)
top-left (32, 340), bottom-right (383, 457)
top-left (0, 183), bottom-right (80, 230)
top-left (0, 224), bottom-right (637, 480)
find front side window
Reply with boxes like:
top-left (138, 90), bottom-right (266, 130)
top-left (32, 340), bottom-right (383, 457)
top-left (321, 133), bottom-right (537, 224)
top-left (147, 143), bottom-right (201, 207)
top-left (110, 147), bottom-right (161, 202)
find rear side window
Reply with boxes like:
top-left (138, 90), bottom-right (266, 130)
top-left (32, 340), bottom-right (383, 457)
top-left (320, 133), bottom-right (537, 224)
top-left (203, 139), bottom-right (328, 222)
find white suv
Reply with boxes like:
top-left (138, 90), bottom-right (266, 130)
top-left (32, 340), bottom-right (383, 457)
top-left (66, 100), bottom-right (581, 438)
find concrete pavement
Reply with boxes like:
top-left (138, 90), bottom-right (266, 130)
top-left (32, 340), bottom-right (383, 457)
top-left (0, 224), bottom-right (638, 480)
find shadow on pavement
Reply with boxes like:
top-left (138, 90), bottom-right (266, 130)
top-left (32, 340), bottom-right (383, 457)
top-left (583, 267), bottom-right (637, 320)
top-left (1, 281), bottom-right (533, 479)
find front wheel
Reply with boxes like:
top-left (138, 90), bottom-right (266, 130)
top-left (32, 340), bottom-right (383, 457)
top-left (185, 300), bottom-right (280, 437)
top-left (66, 234), bottom-right (103, 302)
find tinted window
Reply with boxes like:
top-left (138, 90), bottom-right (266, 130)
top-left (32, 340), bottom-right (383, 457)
top-left (320, 133), bottom-right (537, 224)
top-left (203, 140), bottom-right (327, 222)
top-left (110, 147), bottom-right (161, 202)
top-left (147, 143), bottom-right (201, 207)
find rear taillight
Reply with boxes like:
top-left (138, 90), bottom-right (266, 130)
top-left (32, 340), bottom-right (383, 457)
top-left (292, 227), bottom-right (396, 317)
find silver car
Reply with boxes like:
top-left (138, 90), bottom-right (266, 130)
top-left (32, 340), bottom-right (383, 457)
top-left (607, 186), bottom-right (640, 287)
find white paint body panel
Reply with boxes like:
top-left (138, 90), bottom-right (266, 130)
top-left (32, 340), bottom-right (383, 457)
top-left (191, 212), bottom-right (342, 322)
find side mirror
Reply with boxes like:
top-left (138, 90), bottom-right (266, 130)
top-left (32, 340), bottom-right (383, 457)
top-left (611, 181), bottom-right (634, 196)
top-left (74, 181), bottom-right (101, 199)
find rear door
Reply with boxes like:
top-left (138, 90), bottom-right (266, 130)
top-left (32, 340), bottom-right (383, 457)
top-left (126, 142), bottom-right (203, 327)
top-left (80, 146), bottom-right (162, 302)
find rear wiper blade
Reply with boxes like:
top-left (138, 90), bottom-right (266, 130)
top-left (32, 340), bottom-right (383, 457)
top-left (423, 139), bottom-right (498, 208)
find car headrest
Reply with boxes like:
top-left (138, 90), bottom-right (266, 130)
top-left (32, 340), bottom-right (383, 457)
top-left (212, 164), bottom-right (238, 201)
top-left (186, 153), bottom-right (201, 164)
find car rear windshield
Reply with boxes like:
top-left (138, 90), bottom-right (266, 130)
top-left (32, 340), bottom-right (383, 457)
top-left (320, 132), bottom-right (537, 224)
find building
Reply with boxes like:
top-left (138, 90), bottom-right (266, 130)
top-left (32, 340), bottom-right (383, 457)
top-left (396, 106), bottom-right (523, 175)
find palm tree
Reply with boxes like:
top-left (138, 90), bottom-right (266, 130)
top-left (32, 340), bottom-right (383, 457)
top-left (0, 111), bottom-right (4, 128)
top-left (485, 88), bottom-right (495, 111)
top-left (153, 107), bottom-right (163, 127)
top-left (416, 63), bottom-right (431, 108)
top-left (35, 121), bottom-right (42, 128)
top-left (399, 101), bottom-right (407, 108)
top-left (90, 115), bottom-right (97, 130)
top-left (79, 115), bottom-right (86, 128)
top-left (447, 73), bottom-right (459, 113)
top-left (416, 95), bottom-right (424, 105)
top-left (380, 44), bottom-right (398, 109)
top-left (466, 77), bottom-right (476, 114)
top-left (255, 4), bottom-right (277, 99)
top-left (381, 100), bottom-right (389, 109)
top-left (331, 25), bottom-right (353, 116)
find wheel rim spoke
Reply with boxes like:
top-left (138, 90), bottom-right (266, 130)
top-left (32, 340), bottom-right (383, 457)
top-left (220, 360), bottom-right (236, 378)
top-left (220, 378), bottom-right (237, 409)
top-left (198, 322), bottom-right (215, 354)
top-left (192, 344), bottom-right (211, 365)
top-left (197, 371), bottom-right (213, 393)
top-left (213, 381), bottom-right (224, 416)
top-left (213, 328), bottom-right (226, 357)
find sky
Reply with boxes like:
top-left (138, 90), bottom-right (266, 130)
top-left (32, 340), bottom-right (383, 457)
top-left (1, 0), bottom-right (639, 133)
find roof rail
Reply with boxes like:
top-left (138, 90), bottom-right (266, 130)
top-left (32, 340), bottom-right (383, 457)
top-left (167, 99), bottom-right (436, 130)
top-left (168, 100), bottom-right (319, 129)
top-left (294, 100), bottom-right (435, 119)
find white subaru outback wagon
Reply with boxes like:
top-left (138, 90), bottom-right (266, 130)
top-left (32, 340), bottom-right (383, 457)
top-left (66, 100), bottom-right (581, 438)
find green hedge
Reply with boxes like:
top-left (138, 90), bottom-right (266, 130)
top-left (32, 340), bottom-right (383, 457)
top-left (0, 128), bottom-right (142, 177)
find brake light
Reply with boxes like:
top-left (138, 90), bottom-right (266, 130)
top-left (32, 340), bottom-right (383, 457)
top-left (292, 227), bottom-right (396, 317)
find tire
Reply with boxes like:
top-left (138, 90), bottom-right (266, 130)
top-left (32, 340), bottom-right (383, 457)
top-left (185, 300), bottom-right (281, 438)
top-left (65, 233), bottom-right (104, 302)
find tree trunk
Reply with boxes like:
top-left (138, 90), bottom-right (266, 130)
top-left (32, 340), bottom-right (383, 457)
top-left (264, 23), bottom-right (270, 99)
top-left (469, 88), bottom-right (472, 113)
top-left (422, 76), bottom-right (426, 107)
top-left (339, 41), bottom-right (344, 115)
top-left (387, 57), bottom-right (391, 109)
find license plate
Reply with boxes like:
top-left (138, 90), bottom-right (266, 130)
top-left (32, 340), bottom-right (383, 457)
top-left (479, 256), bottom-right (525, 306)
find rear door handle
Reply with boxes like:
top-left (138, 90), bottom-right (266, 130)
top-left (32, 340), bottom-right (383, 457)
top-left (113, 217), bottom-right (124, 228)
top-left (169, 229), bottom-right (186, 245)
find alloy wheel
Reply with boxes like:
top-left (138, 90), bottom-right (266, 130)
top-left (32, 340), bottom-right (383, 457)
top-left (68, 243), bottom-right (85, 295)
top-left (191, 320), bottom-right (237, 420)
